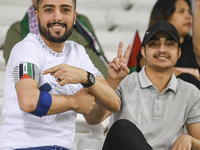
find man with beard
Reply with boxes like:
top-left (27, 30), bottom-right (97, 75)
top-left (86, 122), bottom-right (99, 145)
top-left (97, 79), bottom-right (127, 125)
top-left (0, 0), bottom-right (121, 149)
top-left (3, 0), bottom-right (109, 78)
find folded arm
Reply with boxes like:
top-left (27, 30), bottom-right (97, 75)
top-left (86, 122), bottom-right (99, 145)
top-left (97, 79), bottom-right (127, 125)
top-left (42, 64), bottom-right (121, 114)
top-left (16, 78), bottom-right (95, 115)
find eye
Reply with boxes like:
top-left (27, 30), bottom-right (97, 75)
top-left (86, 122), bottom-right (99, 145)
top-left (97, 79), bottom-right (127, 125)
top-left (166, 41), bottom-right (174, 46)
top-left (45, 8), bottom-right (53, 13)
top-left (149, 41), bottom-right (159, 47)
top-left (179, 10), bottom-right (184, 13)
top-left (62, 8), bottom-right (70, 13)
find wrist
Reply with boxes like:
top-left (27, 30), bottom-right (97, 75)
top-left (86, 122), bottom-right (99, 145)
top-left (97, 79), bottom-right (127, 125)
top-left (81, 71), bottom-right (95, 88)
top-left (81, 70), bottom-right (89, 84)
top-left (107, 76), bottom-right (121, 90)
top-left (70, 94), bottom-right (78, 111)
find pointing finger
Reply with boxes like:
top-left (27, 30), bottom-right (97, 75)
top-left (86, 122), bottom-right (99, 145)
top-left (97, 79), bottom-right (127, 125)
top-left (42, 66), bottom-right (60, 75)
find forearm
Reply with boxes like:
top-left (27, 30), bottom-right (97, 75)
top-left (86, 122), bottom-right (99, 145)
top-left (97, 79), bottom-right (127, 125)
top-left (192, 138), bottom-right (200, 150)
top-left (87, 76), bottom-right (121, 112)
top-left (107, 76), bottom-right (121, 90)
top-left (17, 86), bottom-right (77, 115)
top-left (193, 0), bottom-right (200, 66)
top-left (16, 79), bottom-right (91, 115)
top-left (85, 103), bottom-right (113, 125)
top-left (47, 94), bottom-right (76, 115)
top-left (173, 67), bottom-right (200, 80)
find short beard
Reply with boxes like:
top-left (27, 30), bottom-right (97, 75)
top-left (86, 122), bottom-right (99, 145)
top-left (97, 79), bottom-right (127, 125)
top-left (38, 18), bottom-right (74, 43)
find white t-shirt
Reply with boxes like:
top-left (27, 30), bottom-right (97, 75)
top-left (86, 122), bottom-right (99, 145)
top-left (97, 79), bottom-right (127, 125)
top-left (0, 33), bottom-right (102, 150)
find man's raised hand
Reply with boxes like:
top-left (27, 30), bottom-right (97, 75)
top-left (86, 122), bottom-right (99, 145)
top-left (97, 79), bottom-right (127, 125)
top-left (107, 42), bottom-right (131, 89)
top-left (108, 42), bottom-right (131, 81)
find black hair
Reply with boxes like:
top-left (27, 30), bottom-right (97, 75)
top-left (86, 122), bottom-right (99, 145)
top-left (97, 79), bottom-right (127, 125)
top-left (37, 0), bottom-right (76, 11)
top-left (148, 0), bottom-right (191, 27)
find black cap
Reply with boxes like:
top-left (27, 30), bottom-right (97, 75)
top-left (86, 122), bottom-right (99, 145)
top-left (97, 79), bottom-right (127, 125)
top-left (142, 20), bottom-right (180, 45)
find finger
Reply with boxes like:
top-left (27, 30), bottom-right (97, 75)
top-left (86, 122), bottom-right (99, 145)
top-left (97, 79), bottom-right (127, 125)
top-left (120, 63), bottom-right (130, 74)
top-left (58, 79), bottom-right (68, 86)
top-left (42, 66), bottom-right (60, 75)
top-left (123, 44), bottom-right (132, 60)
top-left (56, 77), bottom-right (62, 82)
top-left (112, 58), bottom-right (121, 70)
top-left (53, 69), bottom-right (63, 78)
top-left (117, 42), bottom-right (123, 58)
top-left (109, 62), bottom-right (119, 71)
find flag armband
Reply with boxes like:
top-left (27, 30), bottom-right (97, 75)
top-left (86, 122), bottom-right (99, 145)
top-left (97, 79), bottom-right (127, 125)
top-left (14, 62), bottom-right (40, 85)
top-left (31, 90), bottom-right (52, 117)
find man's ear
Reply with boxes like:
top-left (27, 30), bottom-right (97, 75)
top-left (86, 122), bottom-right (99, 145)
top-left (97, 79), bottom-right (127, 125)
top-left (141, 47), bottom-right (146, 59)
top-left (177, 47), bottom-right (181, 59)
top-left (35, 10), bottom-right (39, 24)
top-left (74, 11), bottom-right (78, 25)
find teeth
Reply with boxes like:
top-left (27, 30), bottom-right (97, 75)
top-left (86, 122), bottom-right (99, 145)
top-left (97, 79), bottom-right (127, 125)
top-left (157, 56), bottom-right (168, 59)
top-left (53, 26), bottom-right (62, 29)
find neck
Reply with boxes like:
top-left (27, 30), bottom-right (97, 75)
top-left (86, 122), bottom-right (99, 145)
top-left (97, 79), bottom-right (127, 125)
top-left (40, 34), bottom-right (65, 53)
top-left (145, 66), bottom-right (172, 93)
top-left (180, 36), bottom-right (184, 44)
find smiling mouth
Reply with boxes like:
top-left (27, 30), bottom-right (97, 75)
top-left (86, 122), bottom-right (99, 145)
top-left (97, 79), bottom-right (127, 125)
top-left (154, 55), bottom-right (170, 59)
top-left (51, 26), bottom-right (64, 29)
top-left (47, 22), bottom-right (67, 28)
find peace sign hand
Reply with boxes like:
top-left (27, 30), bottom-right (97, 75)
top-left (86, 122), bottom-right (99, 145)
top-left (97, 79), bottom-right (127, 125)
top-left (108, 42), bottom-right (131, 82)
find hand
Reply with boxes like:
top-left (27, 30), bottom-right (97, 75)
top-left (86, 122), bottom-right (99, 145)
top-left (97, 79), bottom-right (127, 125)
top-left (42, 64), bottom-right (87, 86)
top-left (172, 135), bottom-right (192, 150)
top-left (108, 42), bottom-right (131, 81)
top-left (73, 88), bottom-right (96, 114)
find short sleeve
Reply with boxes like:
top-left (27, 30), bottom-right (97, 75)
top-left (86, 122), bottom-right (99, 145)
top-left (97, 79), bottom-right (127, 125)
top-left (186, 92), bottom-right (200, 125)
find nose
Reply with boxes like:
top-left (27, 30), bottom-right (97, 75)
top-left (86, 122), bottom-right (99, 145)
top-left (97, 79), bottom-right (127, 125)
top-left (185, 11), bottom-right (192, 20)
top-left (159, 43), bottom-right (167, 52)
top-left (53, 9), bottom-right (62, 22)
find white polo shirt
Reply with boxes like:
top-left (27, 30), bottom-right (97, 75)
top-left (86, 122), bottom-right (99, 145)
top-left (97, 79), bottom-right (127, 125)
top-left (110, 66), bottom-right (200, 150)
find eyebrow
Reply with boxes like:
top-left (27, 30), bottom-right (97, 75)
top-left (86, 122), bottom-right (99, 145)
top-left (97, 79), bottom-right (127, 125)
top-left (43, 4), bottom-right (72, 9)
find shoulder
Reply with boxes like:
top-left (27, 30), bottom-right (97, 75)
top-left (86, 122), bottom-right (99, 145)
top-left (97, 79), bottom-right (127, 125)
top-left (8, 34), bottom-right (43, 68)
top-left (16, 33), bottom-right (39, 47)
top-left (177, 78), bottom-right (197, 88)
top-left (176, 78), bottom-right (199, 96)
top-left (11, 33), bottom-right (41, 55)
top-left (6, 21), bottom-right (21, 36)
top-left (8, 21), bottom-right (21, 31)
